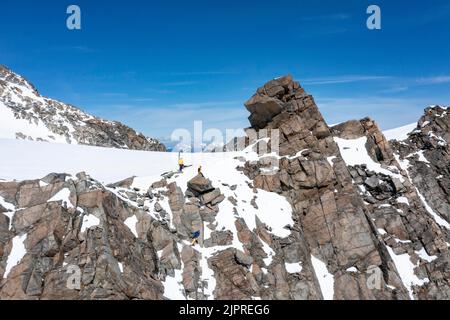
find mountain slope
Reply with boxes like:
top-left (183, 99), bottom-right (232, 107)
top-left (332, 113), bottom-right (450, 299)
top-left (0, 76), bottom-right (448, 300)
top-left (0, 65), bottom-right (165, 151)
top-left (390, 106), bottom-right (450, 229)
top-left (0, 140), bottom-right (299, 300)
top-left (383, 123), bottom-right (417, 141)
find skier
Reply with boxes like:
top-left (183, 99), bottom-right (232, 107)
top-left (191, 230), bottom-right (200, 246)
top-left (198, 165), bottom-right (204, 177)
top-left (178, 157), bottom-right (184, 172)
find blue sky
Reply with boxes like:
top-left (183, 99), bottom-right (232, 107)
top-left (1, 0), bottom-right (449, 141)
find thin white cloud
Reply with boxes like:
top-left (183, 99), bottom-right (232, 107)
top-left (301, 74), bottom-right (450, 90)
top-left (131, 98), bottom-right (155, 102)
top-left (299, 13), bottom-right (351, 21)
top-left (315, 96), bottom-right (444, 130)
top-left (170, 100), bottom-right (241, 109)
top-left (416, 76), bottom-right (450, 85)
top-left (144, 88), bottom-right (175, 94)
top-left (100, 92), bottom-right (128, 97)
top-left (317, 96), bottom-right (418, 109)
top-left (303, 75), bottom-right (391, 85)
top-left (35, 45), bottom-right (98, 54)
top-left (168, 71), bottom-right (237, 76)
top-left (162, 81), bottom-right (199, 87)
top-left (88, 100), bottom-right (246, 136)
top-left (381, 86), bottom-right (409, 93)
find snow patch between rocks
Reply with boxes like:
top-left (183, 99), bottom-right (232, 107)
top-left (47, 188), bottom-right (74, 208)
top-left (416, 248), bottom-right (437, 263)
top-left (383, 123), bottom-right (416, 141)
top-left (415, 189), bottom-right (450, 230)
top-left (124, 215), bottom-right (139, 237)
top-left (162, 243), bottom-right (186, 300)
top-left (162, 268), bottom-right (185, 300)
top-left (81, 214), bottom-right (100, 233)
top-left (285, 262), bottom-right (303, 274)
top-left (0, 195), bottom-right (15, 229)
top-left (334, 137), bottom-right (402, 180)
top-left (4, 234), bottom-right (27, 279)
top-left (311, 255), bottom-right (334, 300)
top-left (386, 246), bottom-right (429, 299)
top-left (397, 197), bottom-right (409, 205)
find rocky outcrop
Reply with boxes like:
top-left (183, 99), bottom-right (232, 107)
top-left (0, 172), bottom-right (164, 300)
top-left (241, 75), bottom-right (409, 300)
top-left (332, 109), bottom-right (450, 299)
top-left (332, 117), bottom-right (395, 166)
top-left (0, 65), bottom-right (166, 151)
top-left (1, 73), bottom-right (448, 301)
top-left (187, 175), bottom-right (215, 196)
top-left (390, 106), bottom-right (450, 223)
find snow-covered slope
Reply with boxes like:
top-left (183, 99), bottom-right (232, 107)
top-left (0, 65), bottom-right (165, 151)
top-left (383, 105), bottom-right (448, 142)
top-left (383, 123), bottom-right (417, 141)
top-left (0, 138), bottom-right (173, 183)
top-left (0, 138), bottom-right (294, 300)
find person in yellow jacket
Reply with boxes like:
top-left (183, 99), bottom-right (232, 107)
top-left (178, 157), bottom-right (184, 172)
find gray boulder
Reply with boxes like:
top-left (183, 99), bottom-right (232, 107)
top-left (187, 174), bottom-right (214, 195)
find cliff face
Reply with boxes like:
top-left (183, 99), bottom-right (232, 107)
top-left (243, 76), bottom-right (409, 299)
top-left (0, 65), bottom-right (166, 151)
top-left (0, 173), bottom-right (164, 299)
top-left (387, 106), bottom-right (450, 299)
top-left (390, 107), bottom-right (450, 224)
top-left (0, 75), bottom-right (448, 300)
top-left (332, 112), bottom-right (450, 299)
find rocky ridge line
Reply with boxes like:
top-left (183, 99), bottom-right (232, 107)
top-left (0, 65), bottom-right (166, 151)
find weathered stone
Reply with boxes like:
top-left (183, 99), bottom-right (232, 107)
top-left (200, 188), bottom-right (221, 204)
top-left (365, 176), bottom-right (380, 189)
top-left (154, 202), bottom-right (163, 212)
top-left (331, 120), bottom-right (365, 139)
top-left (151, 179), bottom-right (167, 189)
top-left (160, 241), bottom-right (181, 271)
top-left (210, 249), bottom-right (256, 300)
top-left (235, 250), bottom-right (254, 266)
top-left (106, 176), bottom-right (135, 189)
top-left (187, 175), bottom-right (214, 195)
top-left (245, 95), bottom-right (284, 129)
top-left (41, 173), bottom-right (70, 185)
top-left (204, 230), bottom-right (233, 248)
top-left (210, 194), bottom-right (225, 206)
top-left (228, 196), bottom-right (238, 206)
top-left (0, 173), bottom-right (165, 300)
